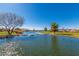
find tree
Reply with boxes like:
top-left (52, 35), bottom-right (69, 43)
top-left (51, 22), bottom-right (58, 34)
top-left (0, 13), bottom-right (24, 35)
top-left (44, 27), bottom-right (47, 31)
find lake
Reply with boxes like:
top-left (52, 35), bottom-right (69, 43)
top-left (0, 32), bottom-right (79, 56)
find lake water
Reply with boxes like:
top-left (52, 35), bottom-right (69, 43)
top-left (0, 32), bottom-right (79, 56)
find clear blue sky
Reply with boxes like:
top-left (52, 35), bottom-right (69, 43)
top-left (0, 3), bottom-right (79, 30)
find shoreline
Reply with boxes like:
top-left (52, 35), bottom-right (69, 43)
top-left (0, 34), bottom-right (22, 38)
top-left (0, 31), bottom-right (79, 39)
top-left (0, 34), bottom-right (32, 38)
top-left (52, 34), bottom-right (79, 38)
top-left (41, 31), bottom-right (79, 38)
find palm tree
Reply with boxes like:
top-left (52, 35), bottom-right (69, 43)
top-left (51, 22), bottom-right (58, 34)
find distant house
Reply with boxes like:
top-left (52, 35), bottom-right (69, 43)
top-left (69, 29), bottom-right (79, 32)
top-left (59, 29), bottom-right (79, 32)
top-left (59, 29), bottom-right (67, 32)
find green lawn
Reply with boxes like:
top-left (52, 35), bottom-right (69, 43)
top-left (41, 31), bottom-right (79, 38)
top-left (0, 31), bottom-right (16, 35)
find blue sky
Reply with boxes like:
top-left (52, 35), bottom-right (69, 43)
top-left (0, 3), bottom-right (79, 30)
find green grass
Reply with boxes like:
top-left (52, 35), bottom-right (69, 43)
top-left (0, 31), bottom-right (16, 35)
top-left (41, 31), bottom-right (79, 38)
top-left (41, 31), bottom-right (51, 34)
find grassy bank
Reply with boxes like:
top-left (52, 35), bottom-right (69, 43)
top-left (41, 31), bottom-right (79, 38)
top-left (0, 31), bottom-right (16, 35)
top-left (0, 31), bottom-right (17, 38)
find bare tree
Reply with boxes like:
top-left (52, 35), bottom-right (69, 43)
top-left (0, 13), bottom-right (24, 35)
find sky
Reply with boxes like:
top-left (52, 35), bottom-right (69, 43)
top-left (0, 3), bottom-right (79, 30)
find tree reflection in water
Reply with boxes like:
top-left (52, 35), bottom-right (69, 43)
top-left (5, 37), bottom-right (14, 43)
top-left (0, 37), bottom-right (23, 56)
top-left (51, 35), bottom-right (60, 56)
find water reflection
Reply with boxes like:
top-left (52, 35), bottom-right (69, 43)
top-left (0, 36), bottom-right (23, 56)
top-left (5, 37), bottom-right (14, 43)
top-left (51, 35), bottom-right (60, 56)
top-left (0, 33), bottom-right (79, 56)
